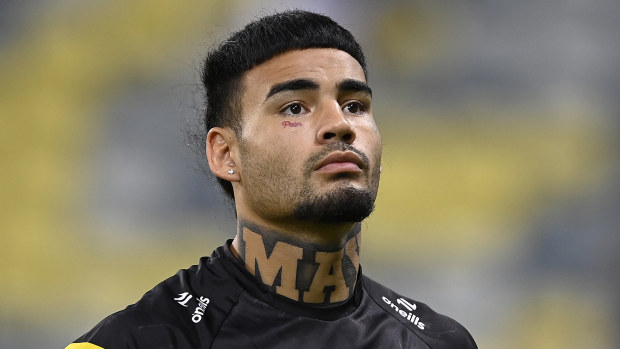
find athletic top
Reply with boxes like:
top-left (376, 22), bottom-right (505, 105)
top-left (66, 241), bottom-right (477, 348)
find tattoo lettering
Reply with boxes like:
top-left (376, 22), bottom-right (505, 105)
top-left (282, 121), bottom-right (302, 128)
top-left (303, 249), bottom-right (349, 303)
top-left (238, 224), bottom-right (361, 304)
top-left (242, 228), bottom-right (303, 300)
top-left (345, 234), bottom-right (361, 276)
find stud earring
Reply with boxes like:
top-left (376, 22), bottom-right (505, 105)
top-left (227, 169), bottom-right (235, 175)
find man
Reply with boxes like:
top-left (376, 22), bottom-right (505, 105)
top-left (67, 10), bottom-right (477, 348)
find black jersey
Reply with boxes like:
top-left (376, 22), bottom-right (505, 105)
top-left (66, 241), bottom-right (477, 349)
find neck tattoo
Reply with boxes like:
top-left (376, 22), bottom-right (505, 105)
top-left (235, 223), bottom-right (361, 305)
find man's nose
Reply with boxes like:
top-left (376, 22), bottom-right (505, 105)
top-left (316, 102), bottom-right (356, 144)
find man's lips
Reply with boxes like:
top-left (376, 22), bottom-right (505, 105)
top-left (314, 151), bottom-right (366, 173)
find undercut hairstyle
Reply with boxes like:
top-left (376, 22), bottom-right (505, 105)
top-left (201, 10), bottom-right (367, 202)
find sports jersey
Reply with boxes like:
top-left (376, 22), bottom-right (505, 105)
top-left (66, 241), bottom-right (477, 348)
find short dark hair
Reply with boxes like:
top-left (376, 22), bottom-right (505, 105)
top-left (200, 10), bottom-right (367, 202)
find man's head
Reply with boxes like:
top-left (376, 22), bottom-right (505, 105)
top-left (203, 11), bottom-right (382, 227)
top-left (202, 10), bottom-right (368, 201)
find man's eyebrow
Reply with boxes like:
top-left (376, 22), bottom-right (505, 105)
top-left (265, 79), bottom-right (319, 100)
top-left (337, 79), bottom-right (372, 97)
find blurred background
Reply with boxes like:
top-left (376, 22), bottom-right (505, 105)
top-left (1, 0), bottom-right (619, 348)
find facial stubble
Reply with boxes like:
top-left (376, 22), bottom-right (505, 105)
top-left (240, 140), bottom-right (381, 225)
top-left (295, 143), bottom-right (380, 223)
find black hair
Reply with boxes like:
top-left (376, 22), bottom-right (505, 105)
top-left (200, 10), bottom-right (367, 202)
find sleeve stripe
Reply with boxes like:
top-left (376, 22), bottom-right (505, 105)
top-left (65, 343), bottom-right (105, 349)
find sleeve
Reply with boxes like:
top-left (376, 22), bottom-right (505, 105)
top-left (65, 312), bottom-right (134, 349)
top-left (65, 308), bottom-right (198, 349)
top-left (66, 343), bottom-right (105, 349)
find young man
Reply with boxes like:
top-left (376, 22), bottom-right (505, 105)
top-left (67, 10), bottom-right (477, 348)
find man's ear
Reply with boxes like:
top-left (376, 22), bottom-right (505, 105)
top-left (206, 127), bottom-right (240, 182)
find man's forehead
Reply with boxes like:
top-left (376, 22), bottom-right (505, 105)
top-left (242, 48), bottom-right (367, 89)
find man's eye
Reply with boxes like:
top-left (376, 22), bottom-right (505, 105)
top-left (281, 103), bottom-right (307, 116)
top-left (343, 102), bottom-right (366, 115)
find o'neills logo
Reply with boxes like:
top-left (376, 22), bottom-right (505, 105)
top-left (382, 296), bottom-right (426, 330)
top-left (174, 292), bottom-right (211, 324)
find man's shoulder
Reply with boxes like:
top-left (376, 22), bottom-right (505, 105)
top-left (362, 275), bottom-right (478, 349)
top-left (67, 247), bottom-right (243, 349)
top-left (68, 270), bottom-right (201, 348)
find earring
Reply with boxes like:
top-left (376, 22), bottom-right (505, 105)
top-left (227, 169), bottom-right (235, 175)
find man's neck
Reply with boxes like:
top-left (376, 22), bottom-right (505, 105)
top-left (230, 221), bottom-right (361, 305)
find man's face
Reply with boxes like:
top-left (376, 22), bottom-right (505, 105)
top-left (234, 48), bottom-right (382, 226)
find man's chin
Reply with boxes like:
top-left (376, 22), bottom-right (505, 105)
top-left (293, 186), bottom-right (377, 223)
top-left (313, 174), bottom-right (367, 191)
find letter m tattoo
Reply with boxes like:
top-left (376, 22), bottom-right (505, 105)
top-left (242, 228), bottom-right (303, 300)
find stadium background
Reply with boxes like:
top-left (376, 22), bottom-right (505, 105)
top-left (1, 0), bottom-right (618, 348)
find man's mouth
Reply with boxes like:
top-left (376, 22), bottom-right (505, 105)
top-left (314, 151), bottom-right (365, 174)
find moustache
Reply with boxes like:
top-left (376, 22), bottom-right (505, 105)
top-left (304, 143), bottom-right (370, 174)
